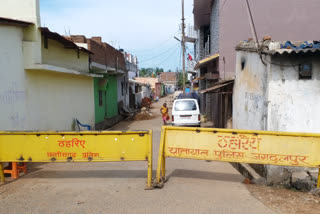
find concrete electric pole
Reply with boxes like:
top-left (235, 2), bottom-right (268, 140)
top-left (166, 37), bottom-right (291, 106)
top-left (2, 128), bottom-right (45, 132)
top-left (182, 0), bottom-right (186, 95)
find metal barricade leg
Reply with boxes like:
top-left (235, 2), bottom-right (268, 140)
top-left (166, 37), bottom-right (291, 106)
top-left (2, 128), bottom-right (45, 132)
top-left (161, 154), bottom-right (166, 179)
top-left (155, 127), bottom-right (166, 187)
top-left (317, 168), bottom-right (320, 188)
top-left (145, 130), bottom-right (153, 190)
top-left (0, 163), bottom-right (4, 183)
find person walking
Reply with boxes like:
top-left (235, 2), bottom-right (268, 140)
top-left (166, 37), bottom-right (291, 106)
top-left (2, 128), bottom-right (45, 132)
top-left (160, 103), bottom-right (169, 125)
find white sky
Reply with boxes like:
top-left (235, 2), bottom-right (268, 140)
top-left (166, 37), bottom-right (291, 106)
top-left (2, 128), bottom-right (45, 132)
top-left (40, 0), bottom-right (194, 71)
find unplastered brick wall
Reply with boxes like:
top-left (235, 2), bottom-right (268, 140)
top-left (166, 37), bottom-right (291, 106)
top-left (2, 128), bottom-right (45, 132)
top-left (159, 72), bottom-right (177, 82)
top-left (87, 39), bottom-right (106, 65)
top-left (103, 43), bottom-right (126, 71)
top-left (70, 35), bottom-right (87, 43)
top-left (104, 42), bottom-right (117, 68)
top-left (116, 50), bottom-right (126, 71)
top-left (69, 35), bottom-right (126, 70)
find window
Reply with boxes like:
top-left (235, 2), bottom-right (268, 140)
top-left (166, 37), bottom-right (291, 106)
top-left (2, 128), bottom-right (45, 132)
top-left (174, 100), bottom-right (197, 111)
top-left (99, 90), bottom-right (103, 106)
top-left (299, 63), bottom-right (312, 80)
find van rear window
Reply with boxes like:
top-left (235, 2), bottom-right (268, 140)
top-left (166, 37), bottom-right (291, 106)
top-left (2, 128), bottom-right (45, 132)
top-left (174, 100), bottom-right (197, 111)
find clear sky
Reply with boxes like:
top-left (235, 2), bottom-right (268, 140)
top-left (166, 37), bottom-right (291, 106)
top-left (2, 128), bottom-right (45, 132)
top-left (40, 0), bottom-right (194, 71)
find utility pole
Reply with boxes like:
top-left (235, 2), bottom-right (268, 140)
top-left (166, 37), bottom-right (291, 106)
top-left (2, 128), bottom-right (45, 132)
top-left (181, 0), bottom-right (186, 95)
top-left (244, 0), bottom-right (259, 53)
top-left (244, 0), bottom-right (266, 65)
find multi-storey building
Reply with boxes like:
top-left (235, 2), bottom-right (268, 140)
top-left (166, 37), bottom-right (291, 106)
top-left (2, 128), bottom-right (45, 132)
top-left (193, 0), bottom-right (320, 127)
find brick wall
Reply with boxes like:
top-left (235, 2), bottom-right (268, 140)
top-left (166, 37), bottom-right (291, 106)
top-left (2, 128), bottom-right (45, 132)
top-left (159, 72), bottom-right (177, 83)
top-left (91, 36), bottom-right (102, 44)
top-left (70, 35), bottom-right (126, 71)
top-left (70, 35), bottom-right (87, 43)
top-left (116, 51), bottom-right (126, 71)
top-left (103, 43), bottom-right (116, 68)
top-left (87, 39), bottom-right (106, 65)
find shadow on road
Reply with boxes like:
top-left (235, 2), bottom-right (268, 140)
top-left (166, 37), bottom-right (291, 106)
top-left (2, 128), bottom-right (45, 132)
top-left (22, 169), bottom-right (243, 182)
top-left (21, 169), bottom-right (242, 183)
top-left (21, 169), bottom-right (151, 179)
top-left (166, 169), bottom-right (243, 183)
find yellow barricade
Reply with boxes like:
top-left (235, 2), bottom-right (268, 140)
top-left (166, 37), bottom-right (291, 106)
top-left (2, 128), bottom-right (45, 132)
top-left (0, 130), bottom-right (153, 189)
top-left (155, 126), bottom-right (320, 188)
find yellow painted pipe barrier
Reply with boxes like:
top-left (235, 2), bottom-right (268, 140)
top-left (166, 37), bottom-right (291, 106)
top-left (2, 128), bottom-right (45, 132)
top-left (0, 130), bottom-right (153, 189)
top-left (155, 126), bottom-right (320, 188)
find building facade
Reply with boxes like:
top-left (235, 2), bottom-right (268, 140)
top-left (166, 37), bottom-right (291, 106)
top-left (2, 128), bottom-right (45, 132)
top-left (233, 39), bottom-right (320, 185)
top-left (193, 0), bottom-right (320, 127)
top-left (159, 72), bottom-right (177, 94)
top-left (0, 0), bottom-right (98, 131)
top-left (69, 35), bottom-right (128, 129)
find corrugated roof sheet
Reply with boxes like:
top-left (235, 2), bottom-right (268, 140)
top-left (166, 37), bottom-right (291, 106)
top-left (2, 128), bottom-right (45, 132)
top-left (267, 48), bottom-right (320, 55)
top-left (237, 40), bottom-right (320, 56)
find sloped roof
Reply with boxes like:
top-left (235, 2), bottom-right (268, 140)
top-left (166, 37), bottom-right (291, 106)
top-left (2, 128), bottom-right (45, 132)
top-left (39, 27), bottom-right (93, 54)
top-left (236, 40), bottom-right (320, 56)
top-left (0, 17), bottom-right (33, 27)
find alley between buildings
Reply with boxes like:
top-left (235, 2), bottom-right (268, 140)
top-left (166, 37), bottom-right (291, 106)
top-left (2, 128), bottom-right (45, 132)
top-left (0, 96), bottom-right (274, 214)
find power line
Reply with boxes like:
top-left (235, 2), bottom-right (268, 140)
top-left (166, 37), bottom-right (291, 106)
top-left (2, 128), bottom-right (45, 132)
top-left (154, 47), bottom-right (180, 69)
top-left (142, 43), bottom-right (179, 67)
top-left (127, 30), bottom-right (180, 53)
top-left (139, 43), bottom-right (180, 63)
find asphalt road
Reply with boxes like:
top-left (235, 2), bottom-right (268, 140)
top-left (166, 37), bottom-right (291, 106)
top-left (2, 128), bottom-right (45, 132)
top-left (0, 96), bottom-right (275, 214)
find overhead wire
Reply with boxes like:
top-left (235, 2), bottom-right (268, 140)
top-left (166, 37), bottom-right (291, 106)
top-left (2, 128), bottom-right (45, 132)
top-left (163, 46), bottom-right (182, 71)
top-left (127, 30), bottom-right (180, 53)
top-left (146, 43), bottom-right (180, 68)
top-left (139, 43), bottom-right (181, 63)
top-left (245, 0), bottom-right (303, 68)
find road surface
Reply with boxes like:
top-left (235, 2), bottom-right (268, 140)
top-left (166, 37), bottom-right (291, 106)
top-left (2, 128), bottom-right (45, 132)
top-left (0, 96), bottom-right (275, 214)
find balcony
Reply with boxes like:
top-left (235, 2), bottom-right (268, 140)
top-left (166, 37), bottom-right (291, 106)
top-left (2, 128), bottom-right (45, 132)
top-left (185, 25), bottom-right (197, 43)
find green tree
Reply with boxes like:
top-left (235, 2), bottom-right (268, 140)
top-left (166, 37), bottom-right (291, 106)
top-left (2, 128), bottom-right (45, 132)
top-left (139, 67), bottom-right (165, 77)
top-left (154, 67), bottom-right (164, 76)
top-left (177, 71), bottom-right (188, 88)
top-left (139, 68), bottom-right (154, 77)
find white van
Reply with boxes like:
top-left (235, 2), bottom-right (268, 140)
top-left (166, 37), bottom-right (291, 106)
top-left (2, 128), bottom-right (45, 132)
top-left (172, 98), bottom-right (201, 127)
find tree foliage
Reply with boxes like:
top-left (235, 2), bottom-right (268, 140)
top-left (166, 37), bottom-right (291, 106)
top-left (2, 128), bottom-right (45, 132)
top-left (139, 67), bottom-right (164, 77)
top-left (176, 71), bottom-right (188, 88)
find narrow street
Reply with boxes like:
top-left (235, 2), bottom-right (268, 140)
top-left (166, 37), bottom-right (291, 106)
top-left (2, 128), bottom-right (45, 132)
top-left (0, 96), bottom-right (274, 214)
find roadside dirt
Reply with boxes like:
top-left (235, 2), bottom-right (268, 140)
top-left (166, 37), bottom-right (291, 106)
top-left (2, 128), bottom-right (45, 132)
top-left (247, 184), bottom-right (320, 214)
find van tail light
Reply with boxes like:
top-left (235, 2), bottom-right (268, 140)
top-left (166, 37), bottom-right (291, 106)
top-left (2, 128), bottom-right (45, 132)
top-left (198, 114), bottom-right (201, 121)
top-left (172, 115), bottom-right (174, 122)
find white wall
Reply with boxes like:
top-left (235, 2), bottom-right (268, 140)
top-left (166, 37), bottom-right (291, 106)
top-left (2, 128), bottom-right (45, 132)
top-left (25, 70), bottom-right (95, 130)
top-left (42, 39), bottom-right (89, 73)
top-left (267, 55), bottom-right (320, 133)
top-left (0, 0), bottom-right (40, 25)
top-left (117, 74), bottom-right (129, 108)
top-left (0, 25), bottom-right (28, 130)
top-left (233, 51), bottom-right (269, 130)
